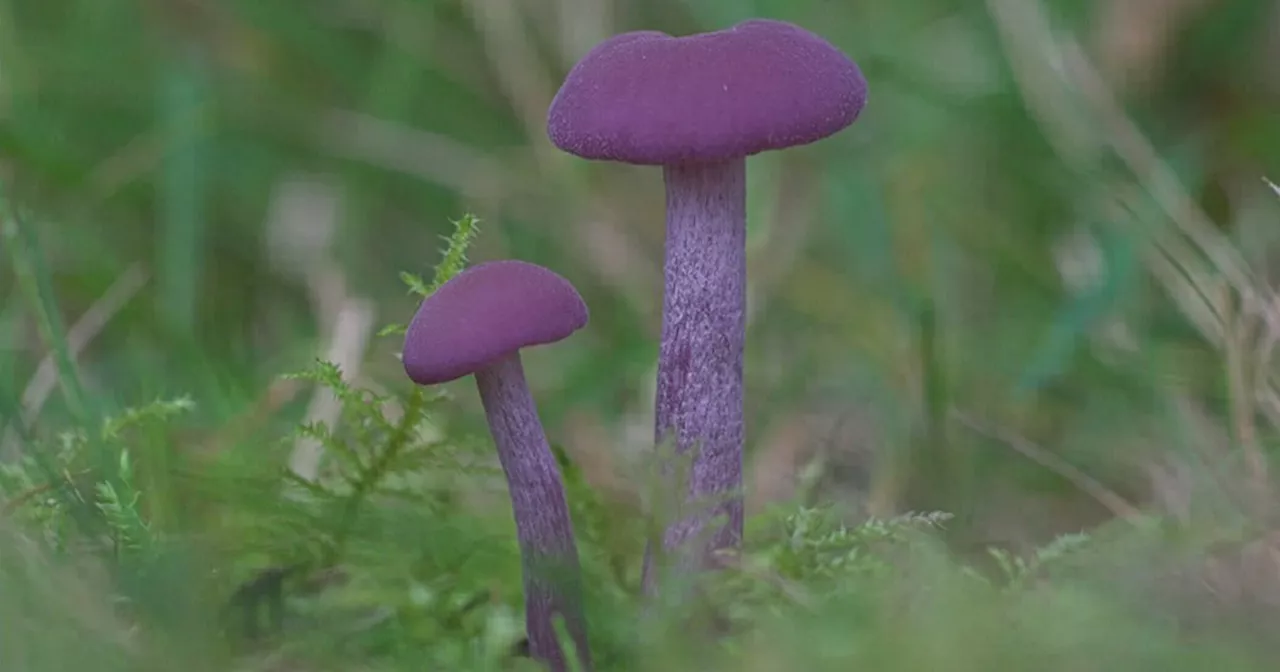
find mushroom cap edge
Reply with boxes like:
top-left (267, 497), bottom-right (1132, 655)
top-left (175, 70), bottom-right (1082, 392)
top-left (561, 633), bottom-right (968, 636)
top-left (547, 19), bottom-right (868, 166)
top-left (402, 260), bottom-right (589, 386)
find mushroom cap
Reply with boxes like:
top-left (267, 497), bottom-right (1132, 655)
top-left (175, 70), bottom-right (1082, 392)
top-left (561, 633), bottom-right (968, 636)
top-left (547, 19), bottom-right (867, 166)
top-left (402, 260), bottom-right (588, 386)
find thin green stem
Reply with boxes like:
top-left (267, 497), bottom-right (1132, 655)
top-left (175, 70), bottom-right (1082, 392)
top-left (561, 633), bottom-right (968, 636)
top-left (156, 49), bottom-right (211, 337)
top-left (0, 197), bottom-right (89, 424)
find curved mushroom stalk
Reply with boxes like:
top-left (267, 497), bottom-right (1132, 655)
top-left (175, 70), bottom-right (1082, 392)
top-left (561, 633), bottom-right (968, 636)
top-left (401, 260), bottom-right (595, 671)
top-left (475, 352), bottom-right (591, 671)
top-left (654, 159), bottom-right (747, 571)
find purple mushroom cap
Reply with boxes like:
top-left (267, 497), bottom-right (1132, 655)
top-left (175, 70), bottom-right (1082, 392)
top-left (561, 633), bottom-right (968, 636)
top-left (547, 19), bottom-right (867, 166)
top-left (403, 260), bottom-right (589, 386)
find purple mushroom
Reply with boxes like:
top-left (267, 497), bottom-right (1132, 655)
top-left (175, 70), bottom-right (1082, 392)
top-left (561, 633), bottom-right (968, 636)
top-left (547, 20), bottom-right (867, 587)
top-left (402, 260), bottom-right (592, 672)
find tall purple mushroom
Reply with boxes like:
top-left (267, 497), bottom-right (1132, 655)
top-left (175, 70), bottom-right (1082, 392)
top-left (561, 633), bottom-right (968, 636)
top-left (402, 260), bottom-right (592, 672)
top-left (546, 20), bottom-right (867, 587)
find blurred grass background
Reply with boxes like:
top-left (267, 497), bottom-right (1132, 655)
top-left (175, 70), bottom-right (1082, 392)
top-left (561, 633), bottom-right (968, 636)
top-left (4, 0), bottom-right (1280, 669)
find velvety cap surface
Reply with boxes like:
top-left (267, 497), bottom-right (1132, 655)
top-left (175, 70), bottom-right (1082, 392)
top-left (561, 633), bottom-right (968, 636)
top-left (547, 19), bottom-right (867, 165)
top-left (402, 260), bottom-right (588, 385)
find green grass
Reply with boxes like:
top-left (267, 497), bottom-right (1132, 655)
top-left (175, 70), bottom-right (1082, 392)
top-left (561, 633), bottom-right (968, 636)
top-left (4, 0), bottom-right (1280, 669)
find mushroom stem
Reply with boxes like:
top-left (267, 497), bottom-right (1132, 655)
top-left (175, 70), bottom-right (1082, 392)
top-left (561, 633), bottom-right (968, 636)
top-left (645, 158), bottom-right (747, 588)
top-left (474, 352), bottom-right (592, 672)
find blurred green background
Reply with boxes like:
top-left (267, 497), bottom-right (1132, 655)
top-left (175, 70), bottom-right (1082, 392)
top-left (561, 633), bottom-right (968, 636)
top-left (4, 0), bottom-right (1280, 668)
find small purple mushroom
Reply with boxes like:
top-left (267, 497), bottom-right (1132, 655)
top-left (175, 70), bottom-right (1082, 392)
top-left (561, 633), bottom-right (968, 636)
top-left (402, 260), bottom-right (592, 672)
top-left (547, 20), bottom-right (867, 588)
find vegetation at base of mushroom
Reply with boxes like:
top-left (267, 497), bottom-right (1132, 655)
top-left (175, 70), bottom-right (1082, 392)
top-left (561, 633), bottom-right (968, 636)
top-left (7, 396), bottom-right (1280, 672)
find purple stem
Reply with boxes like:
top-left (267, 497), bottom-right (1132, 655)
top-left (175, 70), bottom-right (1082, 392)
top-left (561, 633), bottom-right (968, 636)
top-left (474, 352), bottom-right (592, 672)
top-left (642, 158), bottom-right (747, 590)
